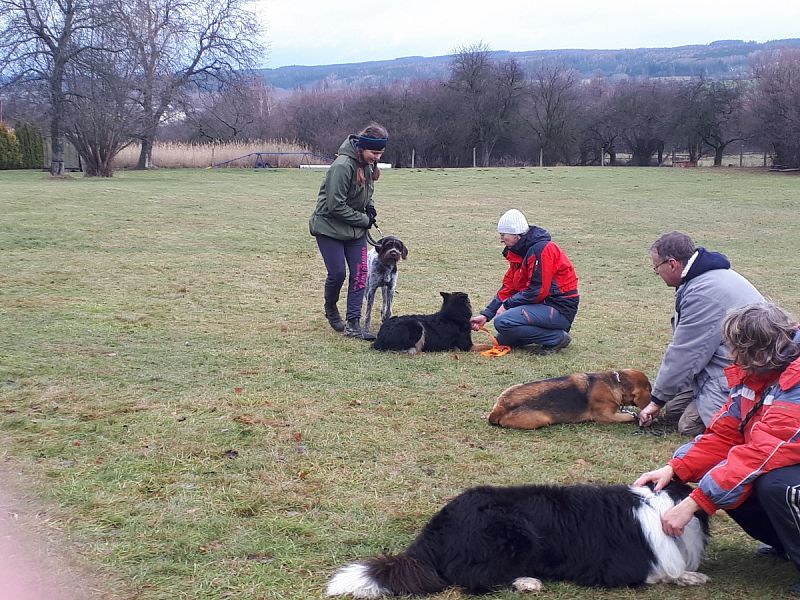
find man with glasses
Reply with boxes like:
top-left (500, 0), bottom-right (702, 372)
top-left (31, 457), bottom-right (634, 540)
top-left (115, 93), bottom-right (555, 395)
top-left (638, 231), bottom-right (764, 435)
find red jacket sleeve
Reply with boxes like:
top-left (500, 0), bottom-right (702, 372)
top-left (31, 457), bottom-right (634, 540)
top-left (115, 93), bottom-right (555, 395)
top-left (672, 382), bottom-right (800, 513)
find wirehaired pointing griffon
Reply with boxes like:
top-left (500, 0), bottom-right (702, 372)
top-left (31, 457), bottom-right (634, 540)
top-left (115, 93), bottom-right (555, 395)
top-left (327, 480), bottom-right (709, 597)
top-left (488, 369), bottom-right (652, 430)
top-left (364, 236), bottom-right (408, 334)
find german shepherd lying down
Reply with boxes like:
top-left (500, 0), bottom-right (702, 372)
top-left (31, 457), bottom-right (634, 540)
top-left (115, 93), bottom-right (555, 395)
top-left (327, 480), bottom-right (709, 597)
top-left (489, 369), bottom-right (652, 430)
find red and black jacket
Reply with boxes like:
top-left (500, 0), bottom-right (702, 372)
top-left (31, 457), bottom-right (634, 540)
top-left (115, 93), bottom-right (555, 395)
top-left (481, 226), bottom-right (580, 324)
top-left (669, 347), bottom-right (800, 514)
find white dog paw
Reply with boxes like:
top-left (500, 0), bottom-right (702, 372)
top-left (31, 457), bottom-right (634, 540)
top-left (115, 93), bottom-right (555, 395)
top-left (674, 571), bottom-right (710, 586)
top-left (512, 577), bottom-right (543, 592)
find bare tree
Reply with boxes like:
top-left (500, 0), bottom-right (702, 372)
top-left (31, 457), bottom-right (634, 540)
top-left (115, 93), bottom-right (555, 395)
top-left (63, 36), bottom-right (140, 176)
top-left (609, 80), bottom-right (675, 166)
top-left (448, 43), bottom-right (526, 166)
top-left (522, 61), bottom-right (580, 165)
top-left (113, 0), bottom-right (263, 169)
top-left (578, 79), bottom-right (621, 165)
top-left (182, 74), bottom-right (274, 142)
top-left (0, 0), bottom-right (105, 175)
top-left (751, 50), bottom-right (800, 168)
top-left (680, 79), bottom-right (747, 166)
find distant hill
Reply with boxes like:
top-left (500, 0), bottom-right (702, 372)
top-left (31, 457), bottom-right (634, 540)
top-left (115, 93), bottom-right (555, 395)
top-left (257, 39), bottom-right (800, 91)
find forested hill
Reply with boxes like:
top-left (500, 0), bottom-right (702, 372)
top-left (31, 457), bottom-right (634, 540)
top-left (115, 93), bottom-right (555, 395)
top-left (257, 38), bottom-right (800, 90)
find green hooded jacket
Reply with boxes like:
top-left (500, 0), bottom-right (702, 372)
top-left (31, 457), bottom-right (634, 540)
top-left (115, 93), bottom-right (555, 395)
top-left (308, 136), bottom-right (376, 240)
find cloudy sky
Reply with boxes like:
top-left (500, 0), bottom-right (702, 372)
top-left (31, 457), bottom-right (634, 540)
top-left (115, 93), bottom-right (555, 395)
top-left (259, 0), bottom-right (800, 68)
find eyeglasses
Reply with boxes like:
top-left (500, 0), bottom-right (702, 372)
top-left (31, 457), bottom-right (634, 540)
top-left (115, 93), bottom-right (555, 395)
top-left (652, 258), bottom-right (672, 273)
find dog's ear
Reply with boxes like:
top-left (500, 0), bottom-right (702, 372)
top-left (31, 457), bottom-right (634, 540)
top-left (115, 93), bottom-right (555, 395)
top-left (400, 242), bottom-right (408, 260)
top-left (440, 291), bottom-right (450, 301)
top-left (374, 239), bottom-right (384, 253)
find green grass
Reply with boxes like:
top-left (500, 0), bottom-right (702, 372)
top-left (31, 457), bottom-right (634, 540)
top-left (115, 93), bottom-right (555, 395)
top-left (1, 166), bottom-right (799, 599)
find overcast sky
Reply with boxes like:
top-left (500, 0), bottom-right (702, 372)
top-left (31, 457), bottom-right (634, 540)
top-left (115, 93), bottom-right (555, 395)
top-left (258, 0), bottom-right (800, 68)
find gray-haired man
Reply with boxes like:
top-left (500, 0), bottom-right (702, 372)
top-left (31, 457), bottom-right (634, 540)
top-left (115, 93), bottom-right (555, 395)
top-left (639, 231), bottom-right (765, 435)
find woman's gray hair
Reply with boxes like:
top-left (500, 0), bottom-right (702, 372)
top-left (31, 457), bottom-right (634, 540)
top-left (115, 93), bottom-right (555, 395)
top-left (723, 302), bottom-right (800, 372)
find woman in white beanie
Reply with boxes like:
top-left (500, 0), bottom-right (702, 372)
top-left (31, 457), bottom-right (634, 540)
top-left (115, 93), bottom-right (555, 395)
top-left (469, 209), bottom-right (580, 353)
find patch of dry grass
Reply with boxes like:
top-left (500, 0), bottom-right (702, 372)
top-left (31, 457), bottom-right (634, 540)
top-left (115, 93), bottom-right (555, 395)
top-left (113, 139), bottom-right (328, 169)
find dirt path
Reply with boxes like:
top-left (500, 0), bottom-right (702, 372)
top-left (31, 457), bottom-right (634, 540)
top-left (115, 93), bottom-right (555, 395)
top-left (0, 459), bottom-right (114, 600)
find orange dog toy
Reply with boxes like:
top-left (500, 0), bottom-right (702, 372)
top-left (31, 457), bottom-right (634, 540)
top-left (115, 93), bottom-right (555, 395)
top-left (478, 326), bottom-right (511, 357)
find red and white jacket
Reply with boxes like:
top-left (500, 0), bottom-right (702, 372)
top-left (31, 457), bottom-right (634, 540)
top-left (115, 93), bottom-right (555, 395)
top-left (669, 352), bottom-right (800, 514)
top-left (480, 226), bottom-right (579, 324)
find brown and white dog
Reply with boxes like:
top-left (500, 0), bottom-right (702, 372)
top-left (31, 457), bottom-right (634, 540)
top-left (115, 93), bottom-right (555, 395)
top-left (488, 369), bottom-right (652, 430)
top-left (364, 236), bottom-right (408, 334)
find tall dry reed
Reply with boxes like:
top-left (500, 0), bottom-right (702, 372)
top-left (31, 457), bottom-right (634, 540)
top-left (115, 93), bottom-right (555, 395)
top-left (112, 140), bottom-right (331, 169)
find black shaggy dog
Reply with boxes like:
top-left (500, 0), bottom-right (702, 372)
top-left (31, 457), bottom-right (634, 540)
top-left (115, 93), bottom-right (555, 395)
top-left (327, 481), bottom-right (710, 597)
top-left (372, 291), bottom-right (474, 353)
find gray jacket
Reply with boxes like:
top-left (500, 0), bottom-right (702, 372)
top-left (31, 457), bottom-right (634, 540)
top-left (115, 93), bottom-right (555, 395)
top-left (652, 249), bottom-right (764, 425)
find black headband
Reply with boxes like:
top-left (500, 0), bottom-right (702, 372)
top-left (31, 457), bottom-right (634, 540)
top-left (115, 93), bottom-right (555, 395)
top-left (356, 135), bottom-right (387, 151)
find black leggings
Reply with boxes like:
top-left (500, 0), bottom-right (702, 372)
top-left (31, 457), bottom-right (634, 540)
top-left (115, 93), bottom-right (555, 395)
top-left (315, 234), bottom-right (368, 321)
top-left (726, 463), bottom-right (800, 571)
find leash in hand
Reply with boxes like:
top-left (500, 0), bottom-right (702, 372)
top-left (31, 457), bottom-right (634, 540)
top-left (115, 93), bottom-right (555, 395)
top-left (367, 223), bottom-right (385, 247)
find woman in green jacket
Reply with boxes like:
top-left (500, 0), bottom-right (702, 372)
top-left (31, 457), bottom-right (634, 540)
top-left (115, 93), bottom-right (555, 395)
top-left (309, 123), bottom-right (388, 340)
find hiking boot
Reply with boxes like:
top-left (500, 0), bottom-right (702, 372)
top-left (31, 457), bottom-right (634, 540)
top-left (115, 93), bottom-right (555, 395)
top-left (531, 332), bottom-right (572, 355)
top-left (324, 303), bottom-right (345, 332)
top-left (755, 544), bottom-right (789, 560)
top-left (344, 318), bottom-right (376, 341)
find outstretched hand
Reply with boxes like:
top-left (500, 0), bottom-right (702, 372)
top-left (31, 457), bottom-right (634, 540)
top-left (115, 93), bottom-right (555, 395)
top-left (470, 315), bottom-right (487, 331)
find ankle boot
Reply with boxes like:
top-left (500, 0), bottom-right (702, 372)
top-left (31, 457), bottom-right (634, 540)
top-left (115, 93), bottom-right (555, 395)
top-left (324, 303), bottom-right (345, 332)
top-left (344, 318), bottom-right (376, 341)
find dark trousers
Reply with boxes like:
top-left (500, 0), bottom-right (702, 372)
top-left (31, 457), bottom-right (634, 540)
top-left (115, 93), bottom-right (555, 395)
top-left (726, 464), bottom-right (800, 571)
top-left (315, 234), bottom-right (368, 321)
top-left (493, 304), bottom-right (571, 347)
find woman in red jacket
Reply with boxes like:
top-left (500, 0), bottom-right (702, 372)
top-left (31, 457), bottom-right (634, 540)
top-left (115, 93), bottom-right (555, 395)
top-left (469, 209), bottom-right (579, 354)
top-left (635, 302), bottom-right (800, 596)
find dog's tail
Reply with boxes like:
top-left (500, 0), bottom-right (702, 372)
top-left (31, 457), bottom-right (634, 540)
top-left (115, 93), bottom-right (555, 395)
top-left (326, 553), bottom-right (447, 598)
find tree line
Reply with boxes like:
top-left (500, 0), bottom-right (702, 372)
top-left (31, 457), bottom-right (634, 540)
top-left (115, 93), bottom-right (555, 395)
top-left (2, 7), bottom-right (799, 176)
top-left (259, 45), bottom-right (799, 170)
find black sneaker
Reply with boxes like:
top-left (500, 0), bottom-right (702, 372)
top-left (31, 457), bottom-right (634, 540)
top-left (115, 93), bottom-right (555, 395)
top-left (531, 332), bottom-right (571, 355)
top-left (755, 544), bottom-right (789, 560)
top-left (324, 303), bottom-right (345, 332)
top-left (344, 319), bottom-right (376, 341)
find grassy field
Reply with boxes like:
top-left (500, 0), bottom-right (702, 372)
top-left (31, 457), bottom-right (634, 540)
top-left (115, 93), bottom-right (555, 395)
top-left (1, 166), bottom-right (799, 600)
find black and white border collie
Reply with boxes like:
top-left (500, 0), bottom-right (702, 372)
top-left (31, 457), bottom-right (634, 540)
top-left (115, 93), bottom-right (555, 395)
top-left (327, 481), bottom-right (709, 597)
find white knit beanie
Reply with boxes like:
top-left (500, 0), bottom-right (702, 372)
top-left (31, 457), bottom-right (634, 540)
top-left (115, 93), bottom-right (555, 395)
top-left (497, 209), bottom-right (529, 235)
